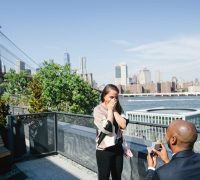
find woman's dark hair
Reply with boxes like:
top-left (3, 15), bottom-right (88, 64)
top-left (101, 84), bottom-right (122, 114)
top-left (101, 84), bottom-right (119, 102)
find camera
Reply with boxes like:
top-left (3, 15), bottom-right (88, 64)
top-left (154, 143), bottom-right (162, 151)
top-left (149, 142), bottom-right (162, 156)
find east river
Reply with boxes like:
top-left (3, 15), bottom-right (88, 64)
top-left (119, 95), bottom-right (200, 112)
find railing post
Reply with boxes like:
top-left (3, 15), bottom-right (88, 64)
top-left (7, 115), bottom-right (14, 153)
top-left (54, 112), bottom-right (58, 152)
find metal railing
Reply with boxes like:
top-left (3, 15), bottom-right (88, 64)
top-left (6, 111), bottom-right (200, 180)
top-left (10, 106), bottom-right (29, 115)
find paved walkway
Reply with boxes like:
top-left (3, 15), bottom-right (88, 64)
top-left (16, 155), bottom-right (98, 180)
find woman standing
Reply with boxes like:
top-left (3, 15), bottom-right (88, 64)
top-left (93, 84), bottom-right (128, 180)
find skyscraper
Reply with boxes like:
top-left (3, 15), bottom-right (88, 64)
top-left (2, 62), bottom-right (6, 73)
top-left (138, 68), bottom-right (151, 84)
top-left (25, 69), bottom-right (31, 75)
top-left (115, 65), bottom-right (121, 85)
top-left (79, 57), bottom-right (93, 86)
top-left (64, 49), bottom-right (70, 67)
top-left (80, 57), bottom-right (87, 74)
top-left (115, 63), bottom-right (128, 86)
top-left (16, 60), bottom-right (25, 73)
top-left (0, 51), bottom-right (4, 74)
top-left (155, 70), bottom-right (162, 83)
top-left (0, 54), bottom-right (2, 74)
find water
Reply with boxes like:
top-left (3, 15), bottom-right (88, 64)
top-left (119, 96), bottom-right (200, 112)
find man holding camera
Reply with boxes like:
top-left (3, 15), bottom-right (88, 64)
top-left (145, 119), bottom-right (200, 180)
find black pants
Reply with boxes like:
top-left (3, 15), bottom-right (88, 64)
top-left (96, 144), bottom-right (124, 180)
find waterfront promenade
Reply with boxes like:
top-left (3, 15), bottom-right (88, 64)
top-left (2, 109), bottom-right (200, 179)
top-left (121, 92), bottom-right (200, 97)
top-left (14, 154), bottom-right (98, 180)
top-left (1, 112), bottom-right (148, 180)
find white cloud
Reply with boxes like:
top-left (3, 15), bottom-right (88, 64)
top-left (125, 35), bottom-right (200, 80)
top-left (127, 37), bottom-right (200, 59)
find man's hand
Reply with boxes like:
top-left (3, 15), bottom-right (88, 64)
top-left (152, 142), bottom-right (170, 164)
top-left (147, 148), bottom-right (157, 168)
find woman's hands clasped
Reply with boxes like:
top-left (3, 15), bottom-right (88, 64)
top-left (107, 98), bottom-right (117, 111)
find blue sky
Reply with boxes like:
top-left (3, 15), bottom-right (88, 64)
top-left (1, 0), bottom-right (200, 86)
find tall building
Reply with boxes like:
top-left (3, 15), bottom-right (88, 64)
top-left (194, 78), bottom-right (199, 85)
top-left (128, 74), bottom-right (137, 85)
top-left (80, 57), bottom-right (87, 74)
top-left (48, 59), bottom-right (54, 64)
top-left (64, 49), bottom-right (70, 67)
top-left (0, 55), bottom-right (3, 88)
top-left (79, 57), bottom-right (93, 86)
top-left (115, 63), bottom-right (128, 86)
top-left (155, 70), bottom-right (162, 83)
top-left (0, 55), bottom-right (2, 74)
top-left (36, 68), bottom-right (41, 72)
top-left (16, 60), bottom-right (25, 73)
top-left (171, 76), bottom-right (178, 92)
top-left (121, 64), bottom-right (128, 86)
top-left (132, 74), bottom-right (137, 84)
top-left (138, 68), bottom-right (151, 84)
top-left (115, 65), bottom-right (121, 85)
top-left (81, 73), bottom-right (93, 86)
top-left (0, 52), bottom-right (5, 74)
top-left (25, 69), bottom-right (31, 75)
top-left (2, 62), bottom-right (6, 73)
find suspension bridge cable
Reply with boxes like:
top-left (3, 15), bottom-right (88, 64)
top-left (0, 44), bottom-right (35, 70)
top-left (0, 31), bottom-right (41, 67)
top-left (0, 44), bottom-right (22, 62)
top-left (1, 54), bottom-right (17, 67)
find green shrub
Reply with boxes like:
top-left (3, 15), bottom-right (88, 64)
top-left (0, 96), bottom-right (10, 126)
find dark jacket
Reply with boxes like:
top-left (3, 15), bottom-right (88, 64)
top-left (145, 150), bottom-right (200, 180)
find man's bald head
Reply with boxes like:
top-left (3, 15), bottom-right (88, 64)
top-left (167, 119), bottom-right (197, 150)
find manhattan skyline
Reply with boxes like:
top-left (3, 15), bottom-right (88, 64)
top-left (1, 0), bottom-right (200, 85)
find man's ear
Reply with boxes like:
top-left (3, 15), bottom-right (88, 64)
top-left (170, 136), bottom-right (177, 145)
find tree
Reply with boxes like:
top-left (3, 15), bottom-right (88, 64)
top-left (0, 69), bottom-right (30, 106)
top-left (28, 77), bottom-right (47, 113)
top-left (35, 62), bottom-right (68, 110)
top-left (67, 73), bottom-right (99, 114)
top-left (33, 61), bottom-right (100, 114)
top-left (0, 61), bottom-right (100, 115)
